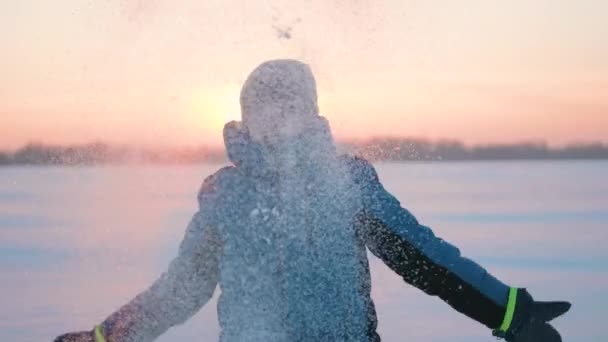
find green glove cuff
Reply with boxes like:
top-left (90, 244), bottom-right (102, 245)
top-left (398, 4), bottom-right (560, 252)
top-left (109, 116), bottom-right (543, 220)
top-left (94, 325), bottom-right (106, 342)
top-left (496, 287), bottom-right (518, 334)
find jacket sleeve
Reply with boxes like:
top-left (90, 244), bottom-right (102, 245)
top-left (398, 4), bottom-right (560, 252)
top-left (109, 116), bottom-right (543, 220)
top-left (99, 176), bottom-right (223, 342)
top-left (349, 157), bottom-right (510, 329)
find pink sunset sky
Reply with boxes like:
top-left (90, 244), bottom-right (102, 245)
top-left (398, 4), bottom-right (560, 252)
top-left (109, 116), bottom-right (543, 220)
top-left (1, 0), bottom-right (607, 150)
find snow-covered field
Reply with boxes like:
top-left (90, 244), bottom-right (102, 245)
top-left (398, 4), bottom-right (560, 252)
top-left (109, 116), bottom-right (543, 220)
top-left (1, 161), bottom-right (606, 341)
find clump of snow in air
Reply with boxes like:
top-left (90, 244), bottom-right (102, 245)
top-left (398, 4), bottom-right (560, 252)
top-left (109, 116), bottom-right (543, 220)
top-left (92, 60), bottom-right (371, 341)
top-left (219, 60), bottom-right (369, 339)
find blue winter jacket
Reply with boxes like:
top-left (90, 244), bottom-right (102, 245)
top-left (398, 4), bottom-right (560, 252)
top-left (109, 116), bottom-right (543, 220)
top-left (98, 119), bottom-right (510, 342)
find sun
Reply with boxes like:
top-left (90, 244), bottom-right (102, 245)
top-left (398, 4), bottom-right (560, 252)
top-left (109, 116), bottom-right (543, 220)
top-left (189, 83), bottom-right (242, 133)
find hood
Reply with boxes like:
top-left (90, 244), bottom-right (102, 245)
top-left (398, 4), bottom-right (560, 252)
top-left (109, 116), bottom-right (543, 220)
top-left (223, 116), bottom-right (336, 178)
top-left (239, 59), bottom-right (319, 146)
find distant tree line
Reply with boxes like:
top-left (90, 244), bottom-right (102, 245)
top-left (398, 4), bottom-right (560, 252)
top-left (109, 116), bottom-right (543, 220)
top-left (0, 142), bottom-right (225, 166)
top-left (1, 139), bottom-right (608, 166)
top-left (347, 138), bottom-right (608, 161)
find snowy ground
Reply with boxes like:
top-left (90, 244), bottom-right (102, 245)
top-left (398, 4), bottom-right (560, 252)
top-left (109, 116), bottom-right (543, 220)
top-left (1, 161), bottom-right (606, 341)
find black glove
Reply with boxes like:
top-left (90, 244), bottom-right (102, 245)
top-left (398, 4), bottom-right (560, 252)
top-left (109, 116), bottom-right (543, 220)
top-left (493, 288), bottom-right (571, 342)
top-left (53, 330), bottom-right (94, 342)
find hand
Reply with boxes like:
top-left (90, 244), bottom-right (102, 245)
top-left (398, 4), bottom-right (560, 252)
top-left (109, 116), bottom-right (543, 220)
top-left (495, 289), bottom-right (571, 342)
top-left (53, 331), bottom-right (94, 342)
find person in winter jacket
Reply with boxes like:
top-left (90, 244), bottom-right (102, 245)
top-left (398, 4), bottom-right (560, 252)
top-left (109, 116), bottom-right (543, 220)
top-left (55, 59), bottom-right (570, 342)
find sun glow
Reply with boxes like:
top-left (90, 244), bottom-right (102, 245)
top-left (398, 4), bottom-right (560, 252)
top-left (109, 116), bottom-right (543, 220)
top-left (189, 84), bottom-right (242, 135)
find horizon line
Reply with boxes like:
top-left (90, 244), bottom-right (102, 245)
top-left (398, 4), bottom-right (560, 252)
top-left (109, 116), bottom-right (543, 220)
top-left (3, 137), bottom-right (608, 153)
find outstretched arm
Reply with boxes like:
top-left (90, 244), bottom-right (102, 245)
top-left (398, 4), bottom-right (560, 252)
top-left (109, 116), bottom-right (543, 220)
top-left (55, 174), bottom-right (223, 342)
top-left (97, 211), bottom-right (221, 341)
top-left (349, 157), bottom-right (570, 340)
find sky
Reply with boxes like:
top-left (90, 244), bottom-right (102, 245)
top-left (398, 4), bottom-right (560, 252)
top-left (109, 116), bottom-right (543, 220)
top-left (1, 0), bottom-right (607, 149)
